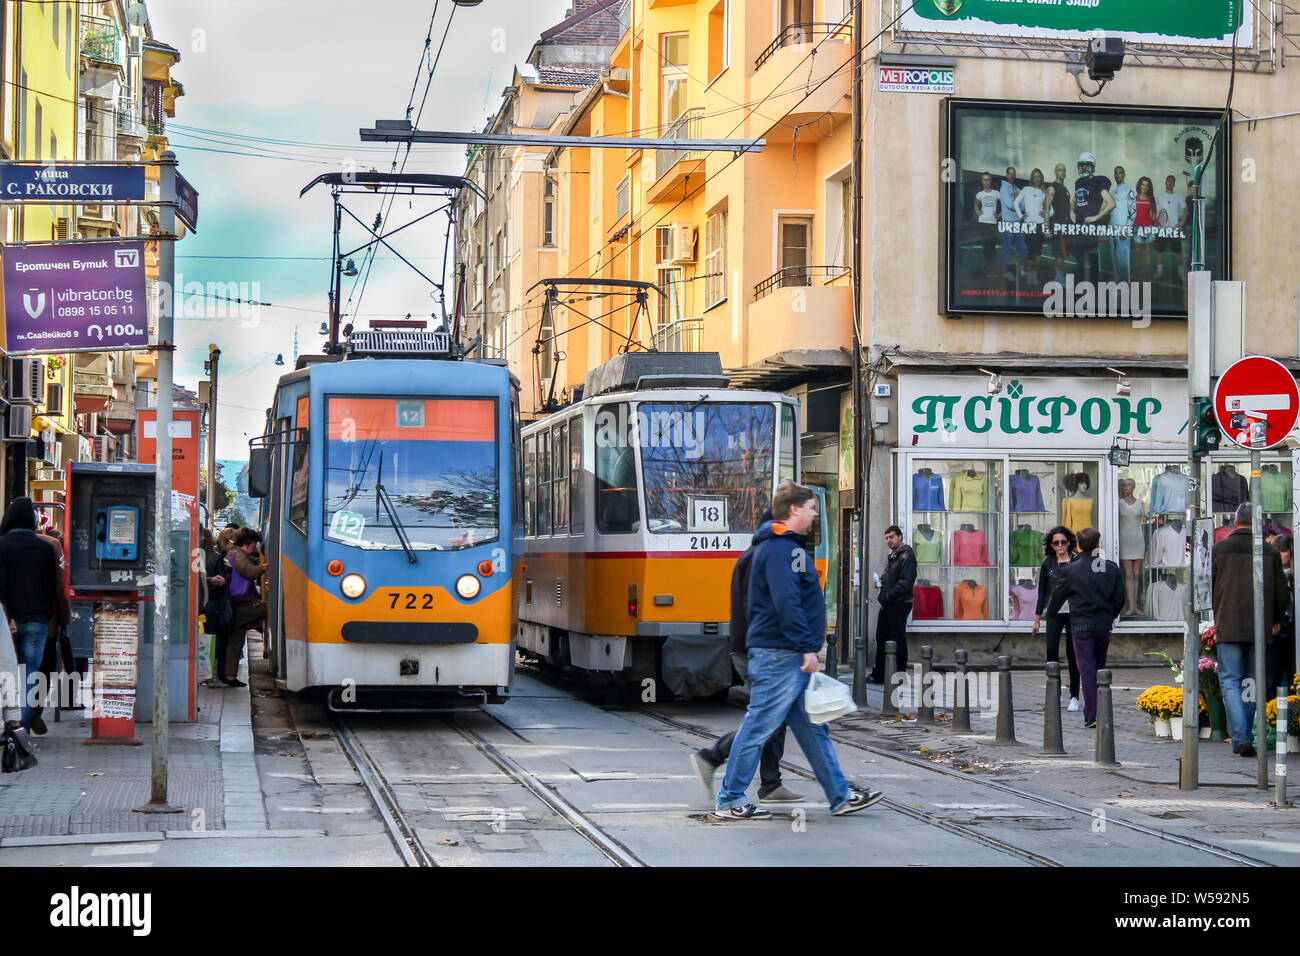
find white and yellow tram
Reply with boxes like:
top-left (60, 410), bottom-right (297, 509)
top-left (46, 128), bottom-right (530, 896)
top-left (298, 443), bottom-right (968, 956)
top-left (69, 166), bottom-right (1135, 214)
top-left (517, 353), bottom-right (801, 699)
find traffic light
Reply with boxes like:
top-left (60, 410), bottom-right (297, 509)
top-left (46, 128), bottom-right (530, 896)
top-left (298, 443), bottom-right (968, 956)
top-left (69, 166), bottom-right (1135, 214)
top-left (1193, 397), bottom-right (1220, 457)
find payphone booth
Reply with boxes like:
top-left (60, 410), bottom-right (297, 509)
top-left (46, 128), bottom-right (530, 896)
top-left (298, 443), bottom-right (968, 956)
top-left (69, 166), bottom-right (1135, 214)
top-left (67, 462), bottom-right (155, 742)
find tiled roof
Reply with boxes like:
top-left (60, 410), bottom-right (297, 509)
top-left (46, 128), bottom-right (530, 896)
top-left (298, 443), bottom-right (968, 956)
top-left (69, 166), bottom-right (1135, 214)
top-left (535, 65), bottom-right (602, 87)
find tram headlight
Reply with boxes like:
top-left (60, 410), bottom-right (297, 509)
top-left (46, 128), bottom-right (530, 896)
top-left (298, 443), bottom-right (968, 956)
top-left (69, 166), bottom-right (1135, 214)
top-left (340, 573), bottom-right (367, 599)
top-left (455, 574), bottom-right (481, 599)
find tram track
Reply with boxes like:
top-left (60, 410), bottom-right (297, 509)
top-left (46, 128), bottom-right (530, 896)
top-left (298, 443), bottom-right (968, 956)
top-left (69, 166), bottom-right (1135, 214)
top-left (624, 706), bottom-right (1064, 867)
top-left (329, 708), bottom-right (644, 867)
top-left (330, 714), bottom-right (440, 868)
top-left (627, 705), bottom-right (1275, 869)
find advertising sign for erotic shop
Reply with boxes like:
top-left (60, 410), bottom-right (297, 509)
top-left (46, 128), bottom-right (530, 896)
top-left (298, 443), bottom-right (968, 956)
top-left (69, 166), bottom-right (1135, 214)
top-left (2, 239), bottom-right (149, 353)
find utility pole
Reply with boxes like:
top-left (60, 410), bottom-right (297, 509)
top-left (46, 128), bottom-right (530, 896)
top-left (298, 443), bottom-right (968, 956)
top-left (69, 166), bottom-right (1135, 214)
top-left (205, 344), bottom-right (220, 526)
top-left (135, 150), bottom-right (180, 814)
top-left (849, 0), bottom-right (869, 705)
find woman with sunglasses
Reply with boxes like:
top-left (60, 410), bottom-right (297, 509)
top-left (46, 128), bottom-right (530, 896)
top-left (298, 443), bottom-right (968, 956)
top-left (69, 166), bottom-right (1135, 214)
top-left (1032, 526), bottom-right (1081, 711)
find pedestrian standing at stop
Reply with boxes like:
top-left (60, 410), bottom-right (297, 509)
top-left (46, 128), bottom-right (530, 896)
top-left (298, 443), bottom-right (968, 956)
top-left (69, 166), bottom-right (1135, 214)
top-left (868, 525), bottom-right (916, 686)
top-left (1043, 526), bottom-right (1125, 729)
top-left (1211, 503), bottom-right (1288, 756)
top-left (0, 497), bottom-right (61, 733)
top-left (690, 509), bottom-right (803, 805)
top-left (712, 480), bottom-right (883, 821)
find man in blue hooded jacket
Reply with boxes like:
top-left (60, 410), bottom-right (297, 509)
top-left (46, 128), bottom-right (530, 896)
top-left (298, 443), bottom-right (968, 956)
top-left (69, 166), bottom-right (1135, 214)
top-left (712, 481), bottom-right (884, 821)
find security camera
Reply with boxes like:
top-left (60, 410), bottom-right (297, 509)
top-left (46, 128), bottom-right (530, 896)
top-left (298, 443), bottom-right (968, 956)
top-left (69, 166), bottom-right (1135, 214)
top-left (1086, 35), bottom-right (1125, 81)
top-left (986, 374), bottom-right (1003, 395)
top-left (1116, 378), bottom-right (1131, 396)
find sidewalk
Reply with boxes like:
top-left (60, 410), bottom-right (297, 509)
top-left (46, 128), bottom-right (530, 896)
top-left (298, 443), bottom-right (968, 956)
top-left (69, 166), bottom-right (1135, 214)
top-left (0, 649), bottom-right (264, 845)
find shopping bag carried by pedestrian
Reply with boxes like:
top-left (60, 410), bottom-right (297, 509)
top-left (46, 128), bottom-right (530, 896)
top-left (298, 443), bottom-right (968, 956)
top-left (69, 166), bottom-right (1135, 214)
top-left (804, 671), bottom-right (858, 724)
top-left (1, 725), bottom-right (37, 773)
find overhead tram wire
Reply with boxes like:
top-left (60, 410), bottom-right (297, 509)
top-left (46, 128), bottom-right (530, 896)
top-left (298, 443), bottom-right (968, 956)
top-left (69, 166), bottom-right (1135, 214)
top-left (349, 0), bottom-right (459, 327)
top-left (504, 1), bottom-right (920, 357)
top-left (341, 0), bottom-right (444, 324)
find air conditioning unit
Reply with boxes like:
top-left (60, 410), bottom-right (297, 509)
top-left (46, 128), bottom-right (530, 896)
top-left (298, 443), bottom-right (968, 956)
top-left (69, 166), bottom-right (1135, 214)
top-left (44, 382), bottom-right (64, 416)
top-left (127, 36), bottom-right (143, 57)
top-left (670, 222), bottom-right (695, 263)
top-left (4, 406), bottom-right (32, 442)
top-left (7, 358), bottom-right (41, 405)
top-left (56, 217), bottom-right (74, 240)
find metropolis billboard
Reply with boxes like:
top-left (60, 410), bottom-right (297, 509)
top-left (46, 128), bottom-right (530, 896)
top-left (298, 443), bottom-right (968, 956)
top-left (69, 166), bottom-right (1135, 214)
top-left (941, 100), bottom-right (1230, 320)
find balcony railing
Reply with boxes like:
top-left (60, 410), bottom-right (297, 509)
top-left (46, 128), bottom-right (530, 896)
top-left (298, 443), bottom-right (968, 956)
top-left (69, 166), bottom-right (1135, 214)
top-left (753, 265), bottom-right (850, 300)
top-left (116, 96), bottom-right (142, 136)
top-left (81, 14), bottom-right (121, 65)
top-left (652, 318), bottom-right (703, 353)
top-left (655, 107), bottom-right (704, 182)
top-left (756, 22), bottom-right (851, 70)
top-left (615, 174), bottom-right (630, 220)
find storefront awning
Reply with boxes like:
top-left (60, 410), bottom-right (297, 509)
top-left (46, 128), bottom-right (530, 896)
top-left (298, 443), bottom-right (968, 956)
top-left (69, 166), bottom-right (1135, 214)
top-left (882, 352), bottom-right (1192, 378)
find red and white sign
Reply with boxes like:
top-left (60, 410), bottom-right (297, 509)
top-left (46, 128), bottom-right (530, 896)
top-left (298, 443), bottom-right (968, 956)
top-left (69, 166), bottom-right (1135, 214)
top-left (1213, 356), bottom-right (1300, 449)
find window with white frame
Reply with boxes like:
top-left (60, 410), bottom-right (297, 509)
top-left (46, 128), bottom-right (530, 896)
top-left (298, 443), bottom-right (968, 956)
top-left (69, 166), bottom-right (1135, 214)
top-left (542, 177), bottom-right (556, 247)
top-left (660, 32), bottom-right (689, 131)
top-left (705, 209), bottom-right (727, 308)
top-left (657, 267), bottom-right (683, 330)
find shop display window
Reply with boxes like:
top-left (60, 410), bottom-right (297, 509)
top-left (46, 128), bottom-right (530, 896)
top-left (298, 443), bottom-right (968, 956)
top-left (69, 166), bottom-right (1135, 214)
top-left (909, 459), bottom-right (1001, 621)
top-left (1116, 462), bottom-right (1191, 623)
top-left (1206, 458), bottom-right (1293, 541)
top-left (1006, 459), bottom-right (1099, 620)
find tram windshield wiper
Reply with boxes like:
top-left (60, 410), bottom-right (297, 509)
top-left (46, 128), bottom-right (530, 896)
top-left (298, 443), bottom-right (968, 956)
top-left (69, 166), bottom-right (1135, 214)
top-left (375, 450), bottom-right (418, 564)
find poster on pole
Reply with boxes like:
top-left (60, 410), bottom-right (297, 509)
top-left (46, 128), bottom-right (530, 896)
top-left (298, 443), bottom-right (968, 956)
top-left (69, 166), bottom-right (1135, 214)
top-left (2, 240), bottom-right (149, 353)
top-left (1192, 516), bottom-right (1214, 612)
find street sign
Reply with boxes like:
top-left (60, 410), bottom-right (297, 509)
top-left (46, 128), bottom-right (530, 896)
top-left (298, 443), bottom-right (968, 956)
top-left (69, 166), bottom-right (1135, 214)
top-left (0, 162), bottom-right (146, 202)
top-left (1212, 355), bottom-right (1300, 449)
top-left (175, 171), bottom-right (199, 232)
top-left (2, 240), bottom-right (149, 353)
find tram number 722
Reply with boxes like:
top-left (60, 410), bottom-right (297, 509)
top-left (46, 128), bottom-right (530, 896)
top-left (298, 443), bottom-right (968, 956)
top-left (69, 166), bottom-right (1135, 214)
top-left (688, 535), bottom-right (733, 551)
top-left (387, 592), bottom-right (435, 610)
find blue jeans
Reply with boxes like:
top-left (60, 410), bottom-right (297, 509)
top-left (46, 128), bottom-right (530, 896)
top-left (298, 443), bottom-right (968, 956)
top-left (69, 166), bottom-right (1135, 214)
top-left (15, 621), bottom-right (47, 729)
top-left (1001, 230), bottom-right (1026, 272)
top-left (716, 647), bottom-right (851, 811)
top-left (1110, 237), bottom-right (1131, 283)
top-left (1217, 643), bottom-right (1256, 749)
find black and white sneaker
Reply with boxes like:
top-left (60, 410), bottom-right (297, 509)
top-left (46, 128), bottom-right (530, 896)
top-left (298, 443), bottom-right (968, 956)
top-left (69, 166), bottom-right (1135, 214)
top-left (709, 804), bottom-right (774, 822)
top-left (831, 788), bottom-right (885, 816)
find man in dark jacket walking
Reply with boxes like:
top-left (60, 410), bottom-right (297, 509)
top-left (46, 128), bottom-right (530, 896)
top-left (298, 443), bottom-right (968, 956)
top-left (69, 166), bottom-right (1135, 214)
top-left (690, 510), bottom-right (802, 804)
top-left (1211, 503), bottom-right (1289, 756)
top-left (1044, 526), bottom-right (1125, 728)
top-left (712, 481), bottom-right (883, 821)
top-left (0, 497), bottom-right (61, 732)
top-left (869, 525), bottom-right (917, 684)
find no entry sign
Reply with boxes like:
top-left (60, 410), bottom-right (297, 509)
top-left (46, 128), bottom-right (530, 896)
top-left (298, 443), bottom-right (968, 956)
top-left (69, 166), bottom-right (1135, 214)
top-left (1212, 355), bottom-right (1300, 449)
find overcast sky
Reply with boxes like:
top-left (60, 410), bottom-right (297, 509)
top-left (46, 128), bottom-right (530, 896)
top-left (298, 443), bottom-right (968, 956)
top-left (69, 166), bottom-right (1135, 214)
top-left (149, 0), bottom-right (572, 460)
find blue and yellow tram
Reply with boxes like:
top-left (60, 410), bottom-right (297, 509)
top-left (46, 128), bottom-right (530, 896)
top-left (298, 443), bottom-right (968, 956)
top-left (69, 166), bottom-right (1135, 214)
top-left (249, 332), bottom-right (519, 707)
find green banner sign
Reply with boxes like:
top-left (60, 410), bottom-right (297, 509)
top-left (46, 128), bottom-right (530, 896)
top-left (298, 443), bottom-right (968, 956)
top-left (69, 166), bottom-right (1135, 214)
top-left (908, 0), bottom-right (1243, 43)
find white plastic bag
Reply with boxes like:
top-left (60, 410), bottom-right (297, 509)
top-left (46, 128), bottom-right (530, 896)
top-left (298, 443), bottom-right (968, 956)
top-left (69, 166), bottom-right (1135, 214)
top-left (804, 671), bottom-right (858, 724)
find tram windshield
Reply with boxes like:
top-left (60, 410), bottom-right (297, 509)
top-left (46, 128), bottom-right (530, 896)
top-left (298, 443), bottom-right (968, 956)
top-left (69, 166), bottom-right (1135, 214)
top-left (638, 402), bottom-right (775, 535)
top-left (323, 396), bottom-right (498, 551)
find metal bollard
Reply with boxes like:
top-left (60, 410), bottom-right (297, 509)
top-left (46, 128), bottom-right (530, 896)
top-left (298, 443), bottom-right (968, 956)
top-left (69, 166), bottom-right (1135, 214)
top-left (952, 650), bottom-right (973, 733)
top-left (1095, 669), bottom-right (1120, 767)
top-left (995, 655), bottom-right (1018, 744)
top-left (881, 641), bottom-right (899, 716)
top-left (919, 645), bottom-right (935, 724)
top-left (1041, 661), bottom-right (1066, 755)
top-left (1276, 689), bottom-right (1291, 808)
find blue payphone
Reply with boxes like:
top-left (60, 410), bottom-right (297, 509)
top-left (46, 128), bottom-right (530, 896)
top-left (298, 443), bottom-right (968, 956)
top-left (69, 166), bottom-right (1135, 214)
top-left (96, 505), bottom-right (141, 561)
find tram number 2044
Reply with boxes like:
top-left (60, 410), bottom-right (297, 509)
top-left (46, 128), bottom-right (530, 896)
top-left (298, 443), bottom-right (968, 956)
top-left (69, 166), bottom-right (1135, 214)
top-left (688, 535), bottom-right (733, 551)
top-left (387, 592), bottom-right (435, 610)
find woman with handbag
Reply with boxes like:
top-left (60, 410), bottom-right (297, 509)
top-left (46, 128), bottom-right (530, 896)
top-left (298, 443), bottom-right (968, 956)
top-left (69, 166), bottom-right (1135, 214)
top-left (198, 528), bottom-right (233, 688)
top-left (223, 529), bottom-right (267, 688)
